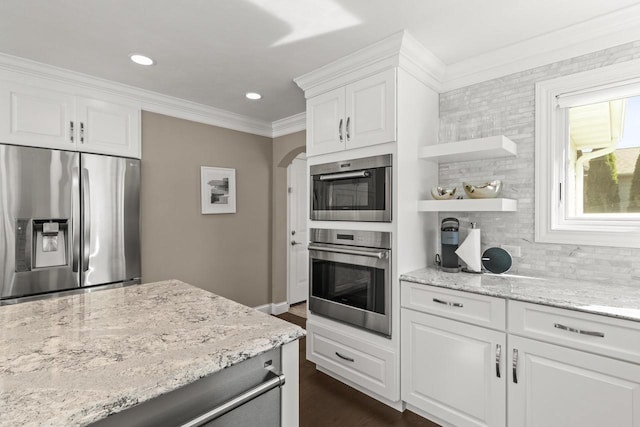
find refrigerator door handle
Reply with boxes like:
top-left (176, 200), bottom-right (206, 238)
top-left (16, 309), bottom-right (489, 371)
top-left (82, 168), bottom-right (91, 273)
top-left (72, 166), bottom-right (80, 273)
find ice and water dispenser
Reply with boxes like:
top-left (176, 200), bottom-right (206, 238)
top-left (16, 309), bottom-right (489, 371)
top-left (16, 219), bottom-right (69, 272)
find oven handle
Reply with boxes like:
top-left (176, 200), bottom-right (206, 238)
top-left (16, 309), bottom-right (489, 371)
top-left (318, 171), bottom-right (370, 181)
top-left (308, 244), bottom-right (389, 259)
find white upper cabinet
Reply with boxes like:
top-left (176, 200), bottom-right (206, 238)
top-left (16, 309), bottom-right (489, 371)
top-left (306, 69), bottom-right (396, 156)
top-left (76, 97), bottom-right (140, 158)
top-left (0, 78), bottom-right (141, 158)
top-left (306, 87), bottom-right (346, 155)
top-left (0, 81), bottom-right (76, 151)
top-left (345, 69), bottom-right (396, 149)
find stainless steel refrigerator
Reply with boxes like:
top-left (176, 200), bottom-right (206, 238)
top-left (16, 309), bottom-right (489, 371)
top-left (0, 144), bottom-right (141, 301)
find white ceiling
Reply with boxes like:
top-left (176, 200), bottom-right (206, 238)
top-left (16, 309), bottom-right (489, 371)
top-left (1, 0), bottom-right (639, 123)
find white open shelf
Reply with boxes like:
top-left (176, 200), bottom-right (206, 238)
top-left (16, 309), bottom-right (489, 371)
top-left (419, 135), bottom-right (517, 163)
top-left (418, 198), bottom-right (518, 212)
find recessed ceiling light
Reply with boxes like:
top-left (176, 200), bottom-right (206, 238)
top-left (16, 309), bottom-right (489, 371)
top-left (246, 92), bottom-right (262, 100)
top-left (130, 54), bottom-right (154, 66)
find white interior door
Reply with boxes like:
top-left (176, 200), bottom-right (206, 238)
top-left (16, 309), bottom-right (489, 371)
top-left (287, 154), bottom-right (308, 305)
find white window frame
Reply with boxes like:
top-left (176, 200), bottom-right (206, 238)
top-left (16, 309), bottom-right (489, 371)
top-left (535, 59), bottom-right (640, 248)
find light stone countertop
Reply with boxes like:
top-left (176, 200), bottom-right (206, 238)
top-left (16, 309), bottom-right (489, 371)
top-left (400, 268), bottom-right (640, 322)
top-left (0, 280), bottom-right (305, 427)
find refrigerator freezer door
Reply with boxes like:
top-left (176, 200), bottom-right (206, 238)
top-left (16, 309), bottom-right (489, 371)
top-left (0, 144), bottom-right (80, 299)
top-left (81, 153), bottom-right (140, 287)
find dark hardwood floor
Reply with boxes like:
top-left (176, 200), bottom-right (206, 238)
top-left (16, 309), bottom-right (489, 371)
top-left (277, 312), bottom-right (440, 427)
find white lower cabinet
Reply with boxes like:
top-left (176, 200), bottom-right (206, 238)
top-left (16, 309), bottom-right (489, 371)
top-left (306, 321), bottom-right (397, 400)
top-left (401, 283), bottom-right (640, 427)
top-left (508, 335), bottom-right (640, 427)
top-left (401, 308), bottom-right (506, 427)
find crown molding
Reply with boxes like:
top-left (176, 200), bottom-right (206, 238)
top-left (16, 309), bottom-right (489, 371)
top-left (441, 4), bottom-right (640, 92)
top-left (0, 52), bottom-right (274, 137)
top-left (294, 30), bottom-right (445, 98)
top-left (272, 112), bottom-right (306, 138)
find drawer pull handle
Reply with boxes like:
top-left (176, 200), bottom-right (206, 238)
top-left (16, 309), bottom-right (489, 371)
top-left (496, 344), bottom-right (502, 378)
top-left (553, 323), bottom-right (605, 338)
top-left (512, 348), bottom-right (518, 384)
top-left (433, 298), bottom-right (463, 308)
top-left (335, 352), bottom-right (355, 362)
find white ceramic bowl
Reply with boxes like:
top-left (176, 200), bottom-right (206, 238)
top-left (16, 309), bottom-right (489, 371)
top-left (463, 180), bottom-right (502, 199)
top-left (431, 186), bottom-right (457, 200)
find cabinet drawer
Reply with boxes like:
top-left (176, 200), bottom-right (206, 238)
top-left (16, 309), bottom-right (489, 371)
top-left (401, 281), bottom-right (506, 331)
top-left (306, 321), bottom-right (397, 400)
top-left (509, 301), bottom-right (640, 364)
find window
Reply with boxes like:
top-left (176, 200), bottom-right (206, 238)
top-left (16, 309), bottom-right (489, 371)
top-left (535, 60), bottom-right (640, 248)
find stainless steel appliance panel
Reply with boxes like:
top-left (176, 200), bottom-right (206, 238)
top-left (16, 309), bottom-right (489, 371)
top-left (0, 144), bottom-right (80, 299)
top-left (308, 229), bottom-right (392, 336)
top-left (310, 154), bottom-right (392, 222)
top-left (90, 348), bottom-right (282, 427)
top-left (80, 153), bottom-right (140, 287)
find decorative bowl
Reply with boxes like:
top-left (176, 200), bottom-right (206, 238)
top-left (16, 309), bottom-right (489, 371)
top-left (463, 180), bottom-right (503, 199)
top-left (431, 186), bottom-right (457, 200)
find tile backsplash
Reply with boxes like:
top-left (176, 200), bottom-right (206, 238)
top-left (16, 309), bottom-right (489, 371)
top-left (438, 41), bottom-right (640, 286)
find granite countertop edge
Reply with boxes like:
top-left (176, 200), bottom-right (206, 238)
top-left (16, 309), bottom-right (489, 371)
top-left (400, 268), bottom-right (640, 323)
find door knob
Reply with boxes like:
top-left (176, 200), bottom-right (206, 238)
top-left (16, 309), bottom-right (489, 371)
top-left (291, 241), bottom-right (300, 246)
top-left (291, 230), bottom-right (296, 236)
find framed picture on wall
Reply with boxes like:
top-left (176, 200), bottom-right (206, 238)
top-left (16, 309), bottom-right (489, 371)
top-left (201, 166), bottom-right (236, 214)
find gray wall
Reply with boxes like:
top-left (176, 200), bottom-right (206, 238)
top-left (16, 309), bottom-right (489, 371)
top-left (140, 111), bottom-right (273, 307)
top-left (271, 131), bottom-right (306, 303)
top-left (438, 41), bottom-right (640, 285)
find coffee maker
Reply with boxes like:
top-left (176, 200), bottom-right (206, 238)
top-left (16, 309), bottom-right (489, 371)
top-left (440, 218), bottom-right (460, 272)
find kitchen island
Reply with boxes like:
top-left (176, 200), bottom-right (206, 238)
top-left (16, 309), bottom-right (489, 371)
top-left (0, 280), bottom-right (305, 427)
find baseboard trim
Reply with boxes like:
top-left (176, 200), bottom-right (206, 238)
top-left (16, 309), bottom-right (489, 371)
top-left (271, 301), bottom-right (290, 315)
top-left (254, 301), bottom-right (290, 315)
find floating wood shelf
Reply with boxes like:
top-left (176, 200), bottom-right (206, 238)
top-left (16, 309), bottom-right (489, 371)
top-left (417, 198), bottom-right (518, 212)
top-left (419, 135), bottom-right (517, 163)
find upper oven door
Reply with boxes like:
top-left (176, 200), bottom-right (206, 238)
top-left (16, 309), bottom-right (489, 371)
top-left (310, 155), bottom-right (392, 222)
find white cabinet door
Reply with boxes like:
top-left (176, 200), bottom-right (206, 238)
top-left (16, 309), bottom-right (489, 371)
top-left (0, 81), bottom-right (76, 150)
top-left (306, 87), bottom-right (345, 156)
top-left (76, 97), bottom-right (140, 158)
top-left (508, 335), bottom-right (640, 427)
top-left (401, 309), bottom-right (506, 427)
top-left (345, 68), bottom-right (396, 150)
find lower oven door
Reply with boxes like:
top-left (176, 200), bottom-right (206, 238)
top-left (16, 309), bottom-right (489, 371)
top-left (308, 243), bottom-right (391, 337)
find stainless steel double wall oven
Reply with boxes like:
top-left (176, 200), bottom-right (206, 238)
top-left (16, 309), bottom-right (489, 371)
top-left (308, 154), bottom-right (393, 337)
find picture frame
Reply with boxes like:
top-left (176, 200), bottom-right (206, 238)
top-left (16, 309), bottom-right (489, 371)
top-left (200, 166), bottom-right (236, 214)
